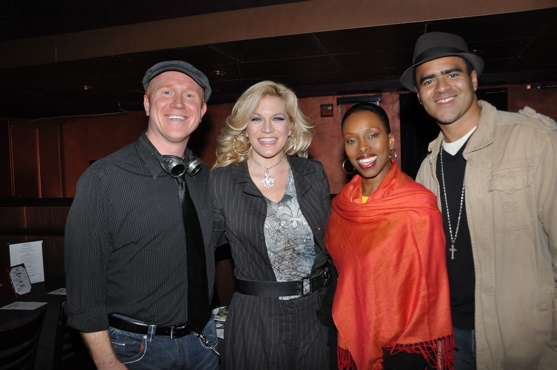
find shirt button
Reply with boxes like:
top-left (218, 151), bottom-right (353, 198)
top-left (314, 226), bottom-right (321, 232)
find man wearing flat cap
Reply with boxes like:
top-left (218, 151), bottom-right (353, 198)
top-left (401, 32), bottom-right (557, 370)
top-left (65, 61), bottom-right (219, 369)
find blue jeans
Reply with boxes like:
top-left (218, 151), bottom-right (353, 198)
top-left (109, 317), bottom-right (219, 370)
top-left (454, 327), bottom-right (476, 370)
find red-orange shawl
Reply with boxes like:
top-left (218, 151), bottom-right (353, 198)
top-left (326, 163), bottom-right (453, 370)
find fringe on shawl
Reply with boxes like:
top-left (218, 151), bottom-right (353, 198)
top-left (338, 346), bottom-right (357, 370)
top-left (386, 335), bottom-right (455, 370)
top-left (338, 335), bottom-right (455, 370)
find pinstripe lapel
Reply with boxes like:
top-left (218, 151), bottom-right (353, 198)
top-left (289, 156), bottom-right (314, 199)
top-left (289, 156), bottom-right (326, 249)
top-left (229, 160), bottom-right (264, 197)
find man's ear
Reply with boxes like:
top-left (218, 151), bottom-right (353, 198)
top-left (471, 70), bottom-right (478, 91)
top-left (144, 94), bottom-right (150, 116)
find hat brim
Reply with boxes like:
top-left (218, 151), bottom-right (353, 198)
top-left (400, 52), bottom-right (484, 92)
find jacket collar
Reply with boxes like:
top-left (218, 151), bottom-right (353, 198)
top-left (427, 100), bottom-right (496, 163)
top-left (464, 100), bottom-right (496, 157)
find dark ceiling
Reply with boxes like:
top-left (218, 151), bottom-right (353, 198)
top-left (1, 2), bottom-right (556, 120)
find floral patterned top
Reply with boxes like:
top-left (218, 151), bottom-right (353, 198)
top-left (264, 169), bottom-right (315, 299)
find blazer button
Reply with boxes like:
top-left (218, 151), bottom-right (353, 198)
top-left (314, 225), bottom-right (321, 232)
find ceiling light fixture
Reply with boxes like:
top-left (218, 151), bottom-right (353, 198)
top-left (212, 70), bottom-right (226, 77)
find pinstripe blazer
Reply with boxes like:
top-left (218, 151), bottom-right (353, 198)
top-left (209, 155), bottom-right (331, 282)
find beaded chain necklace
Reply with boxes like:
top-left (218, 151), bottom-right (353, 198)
top-left (439, 146), bottom-right (465, 260)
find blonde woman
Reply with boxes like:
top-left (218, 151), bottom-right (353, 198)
top-left (210, 81), bottom-right (334, 369)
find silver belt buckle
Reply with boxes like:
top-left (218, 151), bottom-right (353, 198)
top-left (301, 276), bottom-right (312, 296)
top-left (170, 324), bottom-right (189, 339)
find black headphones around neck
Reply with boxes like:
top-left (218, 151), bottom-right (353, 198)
top-left (140, 133), bottom-right (202, 177)
top-left (159, 154), bottom-right (202, 177)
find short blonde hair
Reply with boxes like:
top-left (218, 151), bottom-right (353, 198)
top-left (214, 81), bottom-right (313, 168)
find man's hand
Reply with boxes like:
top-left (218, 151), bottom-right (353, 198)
top-left (82, 330), bottom-right (128, 370)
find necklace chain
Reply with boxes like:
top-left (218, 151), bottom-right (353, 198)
top-left (251, 155), bottom-right (285, 189)
top-left (439, 146), bottom-right (465, 260)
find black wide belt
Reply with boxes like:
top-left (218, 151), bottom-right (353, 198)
top-left (109, 315), bottom-right (194, 339)
top-left (235, 267), bottom-right (331, 297)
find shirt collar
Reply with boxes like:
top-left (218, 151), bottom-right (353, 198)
top-left (137, 131), bottom-right (167, 179)
top-left (442, 126), bottom-right (477, 155)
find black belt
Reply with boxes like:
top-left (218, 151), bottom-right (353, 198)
top-left (109, 315), bottom-right (194, 339)
top-left (235, 267), bottom-right (331, 297)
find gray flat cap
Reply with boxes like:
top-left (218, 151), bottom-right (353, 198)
top-left (142, 60), bottom-right (212, 102)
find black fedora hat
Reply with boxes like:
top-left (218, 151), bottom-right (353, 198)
top-left (400, 32), bottom-right (484, 92)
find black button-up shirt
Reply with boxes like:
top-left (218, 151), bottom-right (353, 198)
top-left (65, 132), bottom-right (213, 332)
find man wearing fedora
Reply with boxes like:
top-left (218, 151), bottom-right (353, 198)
top-left (400, 32), bottom-right (557, 369)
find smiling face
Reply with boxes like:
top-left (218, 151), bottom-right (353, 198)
top-left (415, 56), bottom-right (481, 139)
top-left (246, 95), bottom-right (293, 166)
top-left (144, 71), bottom-right (207, 155)
top-left (343, 110), bottom-right (395, 194)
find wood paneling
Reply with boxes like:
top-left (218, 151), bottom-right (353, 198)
top-left (60, 112), bottom-right (147, 197)
top-left (0, 119), bottom-right (11, 196)
top-left (508, 83), bottom-right (557, 119)
top-left (38, 128), bottom-right (63, 198)
top-left (11, 126), bottom-right (39, 197)
top-left (2, 120), bottom-right (64, 198)
top-left (0, 200), bottom-right (71, 278)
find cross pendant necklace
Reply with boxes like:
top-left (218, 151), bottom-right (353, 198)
top-left (251, 155), bottom-right (285, 189)
top-left (439, 146), bottom-right (465, 260)
top-left (449, 241), bottom-right (458, 259)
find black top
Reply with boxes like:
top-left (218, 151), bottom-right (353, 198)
top-left (437, 143), bottom-right (475, 331)
top-left (64, 132), bottom-right (214, 332)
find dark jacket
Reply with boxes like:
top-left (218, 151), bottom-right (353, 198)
top-left (209, 155), bottom-right (331, 280)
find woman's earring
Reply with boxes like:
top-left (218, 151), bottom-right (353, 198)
top-left (342, 159), bottom-right (355, 174)
top-left (390, 149), bottom-right (398, 164)
top-left (233, 136), bottom-right (252, 156)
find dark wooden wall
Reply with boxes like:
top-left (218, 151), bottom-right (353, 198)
top-left (0, 84), bottom-right (555, 284)
top-left (0, 199), bottom-right (71, 278)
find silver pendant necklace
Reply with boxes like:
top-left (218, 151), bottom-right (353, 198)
top-left (251, 155), bottom-right (285, 189)
top-left (439, 146), bottom-right (465, 260)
